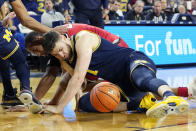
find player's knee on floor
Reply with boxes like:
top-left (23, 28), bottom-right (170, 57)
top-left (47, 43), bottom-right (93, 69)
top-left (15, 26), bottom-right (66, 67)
top-left (78, 93), bottom-right (98, 112)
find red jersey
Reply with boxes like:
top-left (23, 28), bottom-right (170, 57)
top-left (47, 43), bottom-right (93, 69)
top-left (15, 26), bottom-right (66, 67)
top-left (65, 23), bottom-right (129, 48)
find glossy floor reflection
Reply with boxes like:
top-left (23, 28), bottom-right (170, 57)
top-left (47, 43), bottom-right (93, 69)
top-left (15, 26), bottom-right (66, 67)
top-left (1, 107), bottom-right (196, 131)
top-left (0, 66), bottom-right (196, 131)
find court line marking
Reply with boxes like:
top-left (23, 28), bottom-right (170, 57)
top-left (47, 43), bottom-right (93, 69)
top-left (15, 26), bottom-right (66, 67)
top-left (126, 121), bottom-right (196, 130)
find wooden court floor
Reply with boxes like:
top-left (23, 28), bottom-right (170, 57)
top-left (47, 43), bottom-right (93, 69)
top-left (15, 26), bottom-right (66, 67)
top-left (1, 78), bottom-right (196, 131)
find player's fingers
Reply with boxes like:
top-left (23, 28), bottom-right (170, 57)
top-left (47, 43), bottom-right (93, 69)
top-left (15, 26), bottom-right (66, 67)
top-left (38, 109), bottom-right (46, 114)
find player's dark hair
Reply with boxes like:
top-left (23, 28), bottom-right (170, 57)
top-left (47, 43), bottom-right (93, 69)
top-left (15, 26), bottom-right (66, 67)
top-left (42, 31), bottom-right (60, 53)
top-left (25, 31), bottom-right (43, 48)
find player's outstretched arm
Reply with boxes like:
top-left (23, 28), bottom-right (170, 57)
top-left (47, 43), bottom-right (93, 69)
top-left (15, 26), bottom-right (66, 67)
top-left (10, 0), bottom-right (51, 33)
top-left (34, 66), bottom-right (59, 100)
top-left (44, 31), bottom-right (99, 113)
top-left (10, 0), bottom-right (68, 34)
top-left (46, 72), bottom-right (71, 105)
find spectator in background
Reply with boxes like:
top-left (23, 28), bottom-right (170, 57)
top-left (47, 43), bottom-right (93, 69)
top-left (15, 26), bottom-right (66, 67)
top-left (161, 0), bottom-right (173, 21)
top-left (146, 1), bottom-right (167, 22)
top-left (192, 0), bottom-right (196, 15)
top-left (190, 0), bottom-right (196, 21)
top-left (188, 0), bottom-right (196, 15)
top-left (107, 0), bottom-right (124, 20)
top-left (53, 0), bottom-right (66, 15)
top-left (63, 0), bottom-right (109, 29)
top-left (128, 0), bottom-right (137, 11)
top-left (119, 0), bottom-right (132, 15)
top-left (171, 4), bottom-right (194, 22)
top-left (143, 0), bottom-right (154, 6)
top-left (167, 0), bottom-right (184, 13)
top-left (125, 0), bottom-right (145, 21)
top-left (41, 0), bottom-right (65, 28)
top-left (142, 0), bottom-right (154, 16)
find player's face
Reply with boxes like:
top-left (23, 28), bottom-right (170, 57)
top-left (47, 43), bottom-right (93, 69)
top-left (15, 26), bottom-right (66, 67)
top-left (27, 45), bottom-right (47, 56)
top-left (51, 39), bottom-right (72, 61)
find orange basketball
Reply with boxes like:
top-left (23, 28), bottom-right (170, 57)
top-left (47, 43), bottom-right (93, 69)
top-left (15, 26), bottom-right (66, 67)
top-left (90, 82), bottom-right (120, 112)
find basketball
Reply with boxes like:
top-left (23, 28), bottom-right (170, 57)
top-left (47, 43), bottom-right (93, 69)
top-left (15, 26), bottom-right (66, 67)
top-left (90, 82), bottom-right (120, 112)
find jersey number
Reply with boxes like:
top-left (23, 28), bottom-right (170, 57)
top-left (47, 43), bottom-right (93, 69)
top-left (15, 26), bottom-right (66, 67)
top-left (37, 0), bottom-right (45, 13)
top-left (3, 29), bottom-right (13, 42)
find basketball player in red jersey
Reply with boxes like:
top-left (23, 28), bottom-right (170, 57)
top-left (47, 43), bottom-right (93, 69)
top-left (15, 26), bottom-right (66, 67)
top-left (24, 23), bottom-right (129, 101)
top-left (64, 23), bottom-right (128, 48)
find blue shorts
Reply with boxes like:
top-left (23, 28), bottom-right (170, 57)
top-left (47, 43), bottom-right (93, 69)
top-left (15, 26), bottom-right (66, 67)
top-left (129, 51), bottom-right (156, 75)
top-left (115, 51), bottom-right (156, 102)
top-left (0, 25), bottom-right (19, 60)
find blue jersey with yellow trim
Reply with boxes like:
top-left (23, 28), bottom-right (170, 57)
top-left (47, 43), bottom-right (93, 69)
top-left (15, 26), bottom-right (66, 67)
top-left (68, 34), bottom-right (135, 88)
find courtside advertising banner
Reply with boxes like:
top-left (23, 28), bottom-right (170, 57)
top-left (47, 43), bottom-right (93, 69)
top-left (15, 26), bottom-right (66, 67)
top-left (105, 25), bottom-right (196, 65)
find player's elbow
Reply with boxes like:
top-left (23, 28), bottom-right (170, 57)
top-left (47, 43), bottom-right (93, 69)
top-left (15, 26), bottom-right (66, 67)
top-left (20, 19), bottom-right (31, 27)
top-left (19, 17), bottom-right (34, 28)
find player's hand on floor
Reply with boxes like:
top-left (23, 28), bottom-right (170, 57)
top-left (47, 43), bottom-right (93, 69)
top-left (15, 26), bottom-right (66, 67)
top-left (41, 105), bottom-right (61, 114)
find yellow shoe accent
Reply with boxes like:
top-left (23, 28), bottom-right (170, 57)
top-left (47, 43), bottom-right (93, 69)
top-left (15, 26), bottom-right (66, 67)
top-left (146, 96), bottom-right (189, 118)
top-left (139, 93), bottom-right (157, 110)
top-left (139, 117), bottom-right (166, 129)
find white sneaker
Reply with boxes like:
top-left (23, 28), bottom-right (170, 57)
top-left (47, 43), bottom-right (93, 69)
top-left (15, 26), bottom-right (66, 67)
top-left (188, 77), bottom-right (196, 101)
top-left (146, 96), bottom-right (189, 118)
top-left (19, 90), bottom-right (42, 114)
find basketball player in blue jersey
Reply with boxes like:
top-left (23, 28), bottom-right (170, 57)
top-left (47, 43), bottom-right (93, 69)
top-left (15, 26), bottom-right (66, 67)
top-left (41, 30), bottom-right (189, 117)
top-left (0, 0), bottom-right (68, 113)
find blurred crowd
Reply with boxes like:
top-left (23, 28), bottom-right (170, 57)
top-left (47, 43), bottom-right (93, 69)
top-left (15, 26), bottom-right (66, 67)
top-left (1, 0), bottom-right (196, 31)
top-left (105, 0), bottom-right (196, 23)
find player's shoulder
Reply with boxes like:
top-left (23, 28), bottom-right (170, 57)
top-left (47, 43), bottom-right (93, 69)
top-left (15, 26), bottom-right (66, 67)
top-left (75, 30), bottom-right (95, 38)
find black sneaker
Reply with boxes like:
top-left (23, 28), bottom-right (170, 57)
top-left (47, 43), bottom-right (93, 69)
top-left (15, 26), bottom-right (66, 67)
top-left (1, 88), bottom-right (24, 109)
top-left (18, 89), bottom-right (42, 114)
